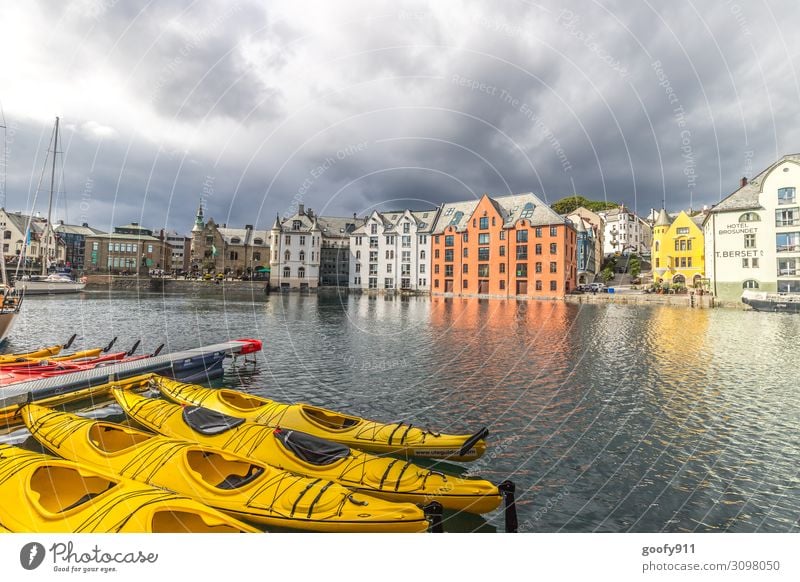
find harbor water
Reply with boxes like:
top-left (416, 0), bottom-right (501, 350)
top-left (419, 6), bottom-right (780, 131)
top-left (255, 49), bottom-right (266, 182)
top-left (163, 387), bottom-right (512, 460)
top-left (4, 291), bottom-right (799, 533)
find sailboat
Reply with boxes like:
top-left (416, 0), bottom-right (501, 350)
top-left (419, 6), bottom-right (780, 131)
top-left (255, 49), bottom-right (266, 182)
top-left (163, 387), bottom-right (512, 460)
top-left (16, 117), bottom-right (85, 295)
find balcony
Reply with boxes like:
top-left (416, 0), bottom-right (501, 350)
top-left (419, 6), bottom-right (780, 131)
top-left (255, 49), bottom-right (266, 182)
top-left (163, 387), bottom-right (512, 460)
top-left (776, 218), bottom-right (800, 227)
top-left (778, 268), bottom-right (797, 277)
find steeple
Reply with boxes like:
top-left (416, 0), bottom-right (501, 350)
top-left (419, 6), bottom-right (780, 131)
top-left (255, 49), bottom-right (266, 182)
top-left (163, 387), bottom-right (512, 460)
top-left (271, 213), bottom-right (281, 231)
top-left (192, 200), bottom-right (205, 232)
top-left (654, 208), bottom-right (672, 228)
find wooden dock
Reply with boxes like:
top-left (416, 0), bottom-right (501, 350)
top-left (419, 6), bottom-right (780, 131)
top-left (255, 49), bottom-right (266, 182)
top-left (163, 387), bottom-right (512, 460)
top-left (0, 339), bottom-right (260, 409)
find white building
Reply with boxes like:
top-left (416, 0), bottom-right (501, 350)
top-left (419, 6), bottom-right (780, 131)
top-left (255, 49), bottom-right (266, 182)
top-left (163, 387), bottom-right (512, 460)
top-left (597, 206), bottom-right (652, 256)
top-left (349, 208), bottom-right (439, 292)
top-left (704, 155), bottom-right (800, 301)
top-left (270, 205), bottom-right (360, 290)
top-left (165, 230), bottom-right (191, 272)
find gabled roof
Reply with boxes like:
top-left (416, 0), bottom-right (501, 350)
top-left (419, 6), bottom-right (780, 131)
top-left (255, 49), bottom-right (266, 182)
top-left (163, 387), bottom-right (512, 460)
top-left (432, 192), bottom-right (566, 234)
top-left (709, 154), bottom-right (800, 213)
top-left (55, 223), bottom-right (106, 236)
top-left (352, 208), bottom-right (439, 235)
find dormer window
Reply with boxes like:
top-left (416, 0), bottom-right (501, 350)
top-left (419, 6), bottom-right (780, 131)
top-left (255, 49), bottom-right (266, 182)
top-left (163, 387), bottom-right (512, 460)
top-left (253, 238), bottom-right (263, 245)
top-left (520, 202), bottom-right (535, 219)
top-left (292, 220), bottom-right (302, 231)
top-left (230, 237), bottom-right (241, 244)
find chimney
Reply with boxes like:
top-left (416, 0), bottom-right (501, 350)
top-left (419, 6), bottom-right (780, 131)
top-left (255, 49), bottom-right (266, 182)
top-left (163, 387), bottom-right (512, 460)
top-left (82, 222), bottom-right (88, 227)
top-left (298, 204), bottom-right (305, 215)
top-left (245, 224), bottom-right (253, 230)
top-left (741, 176), bottom-right (748, 188)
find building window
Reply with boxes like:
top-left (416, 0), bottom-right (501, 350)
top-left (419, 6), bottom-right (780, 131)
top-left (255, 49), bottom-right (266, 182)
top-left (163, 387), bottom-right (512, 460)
top-left (402, 236), bottom-right (411, 247)
top-left (229, 251), bottom-right (238, 261)
top-left (516, 263), bottom-right (527, 277)
top-left (462, 264), bottom-right (468, 274)
top-left (445, 235), bottom-right (454, 247)
top-left (478, 233), bottom-right (490, 244)
top-left (549, 243), bottom-right (557, 254)
top-left (463, 279), bottom-right (468, 289)
top-left (369, 277), bottom-right (378, 289)
top-left (778, 187), bottom-right (796, 205)
top-left (434, 264), bottom-right (439, 274)
top-left (535, 280), bottom-right (542, 291)
top-left (676, 227), bottom-right (690, 234)
top-left (462, 232), bottom-right (468, 243)
top-left (655, 258), bottom-right (660, 268)
top-left (520, 203), bottom-right (534, 219)
top-left (370, 224), bottom-right (378, 235)
top-left (463, 247), bottom-right (468, 258)
top-left (499, 263), bottom-right (505, 274)
top-left (535, 244), bottom-right (542, 255)
top-left (550, 281), bottom-right (557, 291)
top-left (499, 280), bottom-right (505, 290)
top-left (419, 264), bottom-right (426, 273)
top-left (550, 262), bottom-right (557, 273)
top-left (751, 257), bottom-right (758, 268)
top-left (384, 278), bottom-right (393, 289)
top-left (478, 264), bottom-right (489, 277)
top-left (742, 258), bottom-right (749, 268)
top-left (777, 232), bottom-right (800, 252)
top-left (516, 245), bottom-right (528, 260)
top-left (434, 249), bottom-right (439, 259)
top-left (419, 235), bottom-right (427, 244)
top-left (776, 208), bottom-right (798, 227)
top-left (434, 279), bottom-right (439, 288)
top-left (742, 279), bottom-right (759, 289)
top-left (298, 267), bottom-right (306, 278)
top-left (516, 230), bottom-right (528, 242)
top-left (499, 231), bottom-right (506, 240)
top-left (420, 249), bottom-right (426, 260)
top-left (147, 244), bottom-right (153, 253)
top-left (444, 249), bottom-right (454, 262)
top-left (499, 245), bottom-right (505, 256)
top-left (744, 234), bottom-right (756, 248)
top-left (535, 262), bottom-right (542, 273)
top-left (739, 212), bottom-right (760, 223)
top-left (478, 247), bottom-right (489, 261)
top-left (356, 250), bottom-right (361, 259)
top-left (403, 222), bottom-right (410, 234)
top-left (535, 228), bottom-right (542, 238)
top-left (284, 235), bottom-right (291, 246)
top-left (444, 265), bottom-right (453, 277)
top-left (655, 241), bottom-right (660, 252)
top-left (283, 266), bottom-right (290, 278)
top-left (387, 264), bottom-right (392, 273)
top-left (550, 226), bottom-right (558, 236)
top-left (284, 250), bottom-right (291, 261)
top-left (778, 258), bottom-right (797, 276)
top-left (299, 251), bottom-right (305, 261)
top-left (479, 217), bottom-right (488, 229)
top-left (355, 263), bottom-right (361, 273)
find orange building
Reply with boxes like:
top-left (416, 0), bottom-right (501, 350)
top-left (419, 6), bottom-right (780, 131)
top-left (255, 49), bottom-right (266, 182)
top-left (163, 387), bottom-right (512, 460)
top-left (431, 193), bottom-right (577, 298)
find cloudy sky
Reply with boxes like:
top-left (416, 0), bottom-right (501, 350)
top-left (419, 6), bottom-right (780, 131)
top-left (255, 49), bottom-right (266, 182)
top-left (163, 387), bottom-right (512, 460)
top-left (1, 0), bottom-right (797, 233)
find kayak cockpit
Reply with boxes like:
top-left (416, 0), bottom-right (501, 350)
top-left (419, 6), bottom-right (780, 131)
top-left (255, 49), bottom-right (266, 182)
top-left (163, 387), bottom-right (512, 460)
top-left (185, 449), bottom-right (264, 490)
top-left (299, 406), bottom-right (360, 431)
top-left (88, 423), bottom-right (153, 453)
top-left (219, 390), bottom-right (270, 411)
top-left (29, 465), bottom-right (116, 513)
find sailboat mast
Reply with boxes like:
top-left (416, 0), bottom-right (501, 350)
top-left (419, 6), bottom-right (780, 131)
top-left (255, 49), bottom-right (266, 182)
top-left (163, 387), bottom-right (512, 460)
top-left (43, 116), bottom-right (59, 275)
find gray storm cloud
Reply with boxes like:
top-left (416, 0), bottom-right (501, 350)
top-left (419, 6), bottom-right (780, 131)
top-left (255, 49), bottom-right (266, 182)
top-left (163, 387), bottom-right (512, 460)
top-left (0, 0), bottom-right (797, 232)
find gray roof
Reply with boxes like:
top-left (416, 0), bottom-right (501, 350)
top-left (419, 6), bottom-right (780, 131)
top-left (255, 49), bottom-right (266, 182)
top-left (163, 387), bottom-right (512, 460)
top-left (432, 192), bottom-right (567, 234)
top-left (85, 232), bottom-right (162, 241)
top-left (55, 223), bottom-right (106, 236)
top-left (217, 227), bottom-right (270, 246)
top-left (709, 154), bottom-right (800, 213)
top-left (352, 209), bottom-right (439, 235)
top-left (654, 208), bottom-right (672, 227)
top-left (274, 212), bottom-right (361, 239)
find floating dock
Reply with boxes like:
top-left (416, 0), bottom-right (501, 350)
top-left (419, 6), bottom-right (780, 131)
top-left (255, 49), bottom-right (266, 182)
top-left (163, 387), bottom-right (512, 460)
top-left (0, 339), bottom-right (260, 410)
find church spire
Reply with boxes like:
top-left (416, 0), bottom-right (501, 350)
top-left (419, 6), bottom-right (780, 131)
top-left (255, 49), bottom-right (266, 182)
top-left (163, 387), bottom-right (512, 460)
top-left (192, 200), bottom-right (205, 232)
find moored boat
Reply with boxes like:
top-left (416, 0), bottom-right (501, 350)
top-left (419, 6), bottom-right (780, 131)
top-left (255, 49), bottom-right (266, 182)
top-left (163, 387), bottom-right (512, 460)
top-left (21, 404), bottom-right (432, 533)
top-left (18, 273), bottom-right (86, 295)
top-left (0, 444), bottom-right (259, 533)
top-left (154, 376), bottom-right (490, 462)
top-left (112, 387), bottom-right (503, 514)
top-left (742, 290), bottom-right (800, 313)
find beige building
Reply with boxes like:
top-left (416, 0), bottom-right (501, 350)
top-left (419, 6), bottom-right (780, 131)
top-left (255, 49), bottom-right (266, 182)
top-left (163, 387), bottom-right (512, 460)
top-left (84, 223), bottom-right (170, 274)
top-left (0, 209), bottom-right (66, 273)
top-left (189, 204), bottom-right (270, 277)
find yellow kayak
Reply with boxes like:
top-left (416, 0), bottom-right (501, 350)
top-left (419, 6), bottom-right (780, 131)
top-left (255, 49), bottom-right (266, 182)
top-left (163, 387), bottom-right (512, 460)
top-left (0, 336), bottom-right (117, 365)
top-left (0, 444), bottom-right (258, 533)
top-left (21, 404), bottom-right (430, 533)
top-left (154, 376), bottom-right (489, 462)
top-left (113, 387), bottom-right (501, 514)
top-left (0, 375), bottom-right (152, 429)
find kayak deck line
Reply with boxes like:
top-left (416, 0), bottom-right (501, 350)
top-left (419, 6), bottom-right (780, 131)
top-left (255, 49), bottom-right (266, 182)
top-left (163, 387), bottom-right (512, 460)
top-left (0, 339), bottom-right (260, 409)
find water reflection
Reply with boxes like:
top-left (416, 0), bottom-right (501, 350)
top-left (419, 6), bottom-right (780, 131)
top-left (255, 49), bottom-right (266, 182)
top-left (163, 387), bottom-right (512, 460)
top-left (2, 293), bottom-right (798, 532)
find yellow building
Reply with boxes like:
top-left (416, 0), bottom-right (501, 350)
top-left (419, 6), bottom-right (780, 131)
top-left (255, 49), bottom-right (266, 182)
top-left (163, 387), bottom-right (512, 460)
top-left (651, 209), bottom-right (705, 287)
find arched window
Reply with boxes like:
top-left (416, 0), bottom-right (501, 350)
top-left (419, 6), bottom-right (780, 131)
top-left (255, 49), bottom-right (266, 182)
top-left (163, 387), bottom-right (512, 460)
top-left (283, 266), bottom-right (290, 278)
top-left (420, 249), bottom-right (426, 259)
top-left (298, 267), bottom-right (306, 279)
top-left (739, 212), bottom-right (760, 222)
top-left (742, 279), bottom-right (759, 289)
top-left (284, 250), bottom-right (290, 261)
top-left (299, 250), bottom-right (305, 261)
top-left (673, 274), bottom-right (686, 284)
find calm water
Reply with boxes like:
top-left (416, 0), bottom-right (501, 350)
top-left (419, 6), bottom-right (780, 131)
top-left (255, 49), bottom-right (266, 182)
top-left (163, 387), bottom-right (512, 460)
top-left (5, 290), bottom-right (800, 533)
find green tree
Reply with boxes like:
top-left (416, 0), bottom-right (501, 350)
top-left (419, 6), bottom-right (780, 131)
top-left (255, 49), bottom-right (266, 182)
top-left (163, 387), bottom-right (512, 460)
top-left (552, 196), bottom-right (619, 215)
top-left (601, 266), bottom-right (615, 282)
top-left (629, 255), bottom-right (641, 278)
